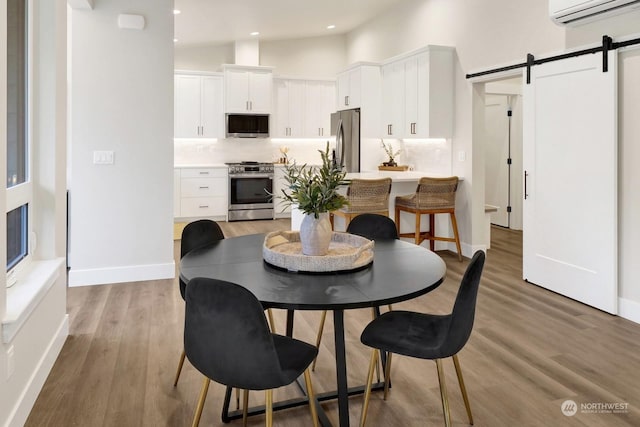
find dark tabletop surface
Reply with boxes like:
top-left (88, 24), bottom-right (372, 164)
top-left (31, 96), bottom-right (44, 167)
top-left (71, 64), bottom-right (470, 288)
top-left (179, 233), bottom-right (447, 311)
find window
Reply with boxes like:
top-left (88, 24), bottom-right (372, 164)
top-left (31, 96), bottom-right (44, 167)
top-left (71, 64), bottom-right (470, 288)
top-left (6, 0), bottom-right (31, 276)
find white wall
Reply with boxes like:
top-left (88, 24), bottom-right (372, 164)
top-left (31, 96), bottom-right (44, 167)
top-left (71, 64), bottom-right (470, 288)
top-left (174, 35), bottom-right (347, 79)
top-left (68, 0), bottom-right (175, 286)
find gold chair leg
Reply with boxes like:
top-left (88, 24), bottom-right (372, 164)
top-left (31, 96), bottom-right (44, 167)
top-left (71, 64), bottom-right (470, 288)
top-left (450, 212), bottom-right (463, 262)
top-left (312, 310), bottom-right (328, 371)
top-left (359, 349), bottom-right (379, 427)
top-left (452, 355), bottom-right (474, 425)
top-left (383, 352), bottom-right (393, 400)
top-left (242, 389), bottom-right (249, 427)
top-left (435, 359), bottom-right (452, 427)
top-left (304, 368), bottom-right (319, 427)
top-left (191, 377), bottom-right (210, 427)
top-left (267, 309), bottom-right (276, 333)
top-left (370, 308), bottom-right (380, 382)
top-left (173, 349), bottom-right (186, 387)
top-left (265, 389), bottom-right (273, 427)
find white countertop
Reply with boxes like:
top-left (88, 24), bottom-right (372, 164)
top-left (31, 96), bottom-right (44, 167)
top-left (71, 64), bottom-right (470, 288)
top-left (175, 164), bottom-right (228, 168)
top-left (346, 171), bottom-right (462, 182)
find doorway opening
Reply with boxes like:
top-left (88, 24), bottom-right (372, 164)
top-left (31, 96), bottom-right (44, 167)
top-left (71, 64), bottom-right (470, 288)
top-left (484, 77), bottom-right (523, 231)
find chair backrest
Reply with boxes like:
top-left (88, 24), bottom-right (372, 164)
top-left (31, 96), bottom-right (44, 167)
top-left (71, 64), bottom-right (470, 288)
top-left (442, 250), bottom-right (485, 356)
top-left (180, 219), bottom-right (225, 258)
top-left (184, 277), bottom-right (288, 390)
top-left (415, 176), bottom-right (458, 210)
top-left (347, 213), bottom-right (399, 240)
top-left (346, 178), bottom-right (392, 211)
top-left (179, 220), bottom-right (225, 299)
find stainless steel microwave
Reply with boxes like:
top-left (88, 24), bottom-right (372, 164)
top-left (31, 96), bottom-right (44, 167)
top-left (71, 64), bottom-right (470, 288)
top-left (225, 113), bottom-right (269, 138)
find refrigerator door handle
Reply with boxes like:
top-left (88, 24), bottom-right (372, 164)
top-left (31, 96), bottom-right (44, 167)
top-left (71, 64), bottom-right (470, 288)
top-left (335, 118), bottom-right (344, 168)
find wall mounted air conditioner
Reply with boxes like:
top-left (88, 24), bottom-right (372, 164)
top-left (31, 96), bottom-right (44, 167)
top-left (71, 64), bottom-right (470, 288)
top-left (550, 0), bottom-right (640, 25)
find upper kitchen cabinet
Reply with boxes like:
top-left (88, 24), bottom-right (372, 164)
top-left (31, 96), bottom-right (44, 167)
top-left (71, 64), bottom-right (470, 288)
top-left (223, 65), bottom-right (274, 114)
top-left (174, 73), bottom-right (224, 138)
top-left (304, 80), bottom-right (336, 137)
top-left (336, 63), bottom-right (379, 110)
top-left (273, 78), bottom-right (305, 137)
top-left (381, 46), bottom-right (454, 139)
top-left (273, 78), bottom-right (336, 138)
top-left (381, 61), bottom-right (405, 138)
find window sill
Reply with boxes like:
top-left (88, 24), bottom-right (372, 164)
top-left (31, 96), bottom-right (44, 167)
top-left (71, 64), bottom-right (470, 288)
top-left (3, 258), bottom-right (65, 343)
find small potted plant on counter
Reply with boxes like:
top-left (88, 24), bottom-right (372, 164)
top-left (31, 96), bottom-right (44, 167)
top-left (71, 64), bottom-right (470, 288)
top-left (280, 142), bottom-right (348, 255)
top-left (381, 140), bottom-right (401, 167)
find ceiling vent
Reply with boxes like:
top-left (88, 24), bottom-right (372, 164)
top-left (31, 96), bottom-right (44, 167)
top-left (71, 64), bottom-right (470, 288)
top-left (550, 0), bottom-right (640, 25)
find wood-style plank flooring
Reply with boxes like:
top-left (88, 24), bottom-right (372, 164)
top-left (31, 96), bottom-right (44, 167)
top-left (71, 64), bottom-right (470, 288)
top-left (26, 221), bottom-right (640, 426)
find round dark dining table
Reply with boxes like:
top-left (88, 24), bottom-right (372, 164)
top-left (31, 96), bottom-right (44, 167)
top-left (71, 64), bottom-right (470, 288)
top-left (180, 233), bottom-right (447, 427)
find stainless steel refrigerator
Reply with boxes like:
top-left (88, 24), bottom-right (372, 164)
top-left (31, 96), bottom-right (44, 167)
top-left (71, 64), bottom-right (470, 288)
top-left (331, 109), bottom-right (360, 173)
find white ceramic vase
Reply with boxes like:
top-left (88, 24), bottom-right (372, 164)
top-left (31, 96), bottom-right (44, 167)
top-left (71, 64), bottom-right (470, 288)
top-left (299, 212), bottom-right (332, 256)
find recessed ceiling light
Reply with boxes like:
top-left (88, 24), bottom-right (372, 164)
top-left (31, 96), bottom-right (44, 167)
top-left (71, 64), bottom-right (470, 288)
top-left (250, 31), bottom-right (260, 36)
top-left (173, 9), bottom-right (181, 15)
top-left (173, 38), bottom-right (178, 43)
top-left (327, 25), bottom-right (336, 30)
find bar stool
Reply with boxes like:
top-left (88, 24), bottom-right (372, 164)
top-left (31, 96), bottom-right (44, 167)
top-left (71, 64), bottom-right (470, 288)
top-left (330, 178), bottom-right (392, 230)
top-left (395, 176), bottom-right (462, 261)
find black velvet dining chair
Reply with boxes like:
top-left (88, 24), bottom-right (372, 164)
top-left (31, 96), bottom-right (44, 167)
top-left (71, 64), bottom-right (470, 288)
top-left (312, 214), bottom-right (399, 371)
top-left (184, 277), bottom-right (319, 427)
top-left (359, 250), bottom-right (486, 427)
top-left (174, 219), bottom-right (225, 387)
top-left (174, 219), bottom-right (278, 389)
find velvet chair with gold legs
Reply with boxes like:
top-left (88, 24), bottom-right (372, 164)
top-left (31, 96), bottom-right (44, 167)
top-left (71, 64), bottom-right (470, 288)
top-left (395, 176), bottom-right (463, 261)
top-left (185, 278), bottom-right (319, 427)
top-left (359, 251), bottom-right (485, 427)
top-left (330, 178), bottom-right (392, 230)
top-left (174, 220), bottom-right (277, 390)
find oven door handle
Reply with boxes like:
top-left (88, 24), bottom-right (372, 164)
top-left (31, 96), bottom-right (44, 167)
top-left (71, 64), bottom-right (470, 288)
top-left (230, 173), bottom-right (273, 179)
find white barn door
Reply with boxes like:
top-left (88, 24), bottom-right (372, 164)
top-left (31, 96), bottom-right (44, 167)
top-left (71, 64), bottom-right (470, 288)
top-left (523, 51), bottom-right (617, 314)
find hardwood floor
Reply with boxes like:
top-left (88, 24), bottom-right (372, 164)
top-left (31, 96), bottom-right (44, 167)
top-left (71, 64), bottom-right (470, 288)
top-left (26, 222), bottom-right (640, 426)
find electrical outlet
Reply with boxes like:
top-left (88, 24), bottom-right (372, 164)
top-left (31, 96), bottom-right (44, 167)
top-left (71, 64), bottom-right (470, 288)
top-left (7, 345), bottom-right (15, 378)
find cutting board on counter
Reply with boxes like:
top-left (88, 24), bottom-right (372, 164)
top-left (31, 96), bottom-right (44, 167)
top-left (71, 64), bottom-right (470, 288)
top-left (378, 165), bottom-right (409, 171)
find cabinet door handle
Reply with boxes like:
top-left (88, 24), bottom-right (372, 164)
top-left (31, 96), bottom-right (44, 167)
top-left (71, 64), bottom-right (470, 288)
top-left (199, 171), bottom-right (210, 175)
top-left (250, 101), bottom-right (253, 111)
top-left (199, 205), bottom-right (209, 209)
top-left (524, 171), bottom-right (529, 199)
top-left (345, 95), bottom-right (349, 106)
top-left (246, 101), bottom-right (249, 111)
top-left (199, 186), bottom-right (209, 189)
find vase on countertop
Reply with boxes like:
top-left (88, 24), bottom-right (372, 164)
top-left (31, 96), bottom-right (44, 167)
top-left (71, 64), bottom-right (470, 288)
top-left (299, 213), bottom-right (332, 256)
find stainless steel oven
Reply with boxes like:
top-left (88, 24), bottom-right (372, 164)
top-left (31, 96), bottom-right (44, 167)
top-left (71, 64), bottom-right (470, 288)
top-left (227, 162), bottom-right (274, 221)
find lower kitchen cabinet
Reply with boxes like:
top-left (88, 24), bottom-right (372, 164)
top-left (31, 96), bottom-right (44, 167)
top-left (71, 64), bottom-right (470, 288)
top-left (174, 167), bottom-right (228, 220)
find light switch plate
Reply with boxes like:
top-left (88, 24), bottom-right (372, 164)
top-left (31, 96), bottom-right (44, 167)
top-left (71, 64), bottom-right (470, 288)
top-left (93, 150), bottom-right (114, 165)
top-left (458, 150), bottom-right (466, 162)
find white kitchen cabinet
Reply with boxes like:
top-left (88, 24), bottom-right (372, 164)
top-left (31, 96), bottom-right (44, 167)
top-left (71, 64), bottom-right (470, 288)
top-left (223, 65), bottom-right (273, 113)
top-left (175, 167), bottom-right (228, 219)
top-left (272, 166), bottom-right (291, 218)
top-left (174, 73), bottom-right (223, 138)
top-left (304, 80), bottom-right (336, 137)
top-left (273, 79), bottom-right (336, 138)
top-left (381, 61), bottom-right (405, 138)
top-left (336, 64), bottom-right (379, 110)
top-left (378, 46), bottom-right (454, 139)
top-left (273, 79), bottom-right (305, 137)
top-left (174, 169), bottom-right (181, 217)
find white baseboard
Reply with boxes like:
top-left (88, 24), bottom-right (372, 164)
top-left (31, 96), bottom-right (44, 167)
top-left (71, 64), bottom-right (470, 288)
top-left (619, 297), bottom-right (640, 325)
top-left (68, 261), bottom-right (175, 287)
top-left (6, 314), bottom-right (69, 427)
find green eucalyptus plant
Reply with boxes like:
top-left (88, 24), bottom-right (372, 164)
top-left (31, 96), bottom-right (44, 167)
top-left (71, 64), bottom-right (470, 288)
top-left (280, 143), bottom-right (349, 219)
